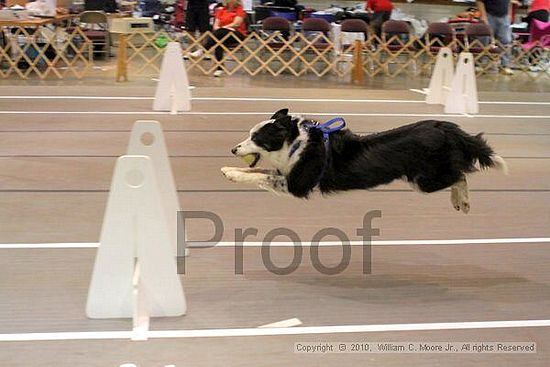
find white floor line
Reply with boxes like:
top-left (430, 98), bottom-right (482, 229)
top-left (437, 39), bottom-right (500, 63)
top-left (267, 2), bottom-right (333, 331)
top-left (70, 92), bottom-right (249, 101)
top-left (1, 319), bottom-right (550, 342)
top-left (1, 237), bottom-right (548, 249)
top-left (409, 88), bottom-right (428, 95)
top-left (0, 95), bottom-right (549, 106)
top-left (0, 96), bottom-right (153, 100)
top-left (0, 111), bottom-right (548, 119)
top-left (258, 318), bottom-right (303, 328)
top-left (0, 243), bottom-right (99, 249)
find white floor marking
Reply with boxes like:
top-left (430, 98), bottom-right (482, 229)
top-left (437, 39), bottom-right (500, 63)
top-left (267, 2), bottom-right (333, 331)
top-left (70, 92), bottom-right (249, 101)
top-left (1, 237), bottom-right (548, 249)
top-left (0, 243), bottom-right (98, 249)
top-left (409, 88), bottom-right (428, 95)
top-left (0, 95), bottom-right (549, 105)
top-left (258, 318), bottom-right (303, 328)
top-left (1, 319), bottom-right (549, 341)
top-left (0, 96), bottom-right (154, 100)
top-left (0, 111), bottom-right (548, 119)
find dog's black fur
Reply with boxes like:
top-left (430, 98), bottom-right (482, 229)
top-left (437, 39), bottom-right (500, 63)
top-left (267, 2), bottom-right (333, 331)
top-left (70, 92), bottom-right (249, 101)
top-left (247, 109), bottom-right (503, 199)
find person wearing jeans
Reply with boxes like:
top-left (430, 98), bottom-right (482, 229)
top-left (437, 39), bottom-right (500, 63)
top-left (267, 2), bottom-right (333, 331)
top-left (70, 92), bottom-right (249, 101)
top-left (477, 0), bottom-right (515, 75)
top-left (189, 0), bottom-right (247, 77)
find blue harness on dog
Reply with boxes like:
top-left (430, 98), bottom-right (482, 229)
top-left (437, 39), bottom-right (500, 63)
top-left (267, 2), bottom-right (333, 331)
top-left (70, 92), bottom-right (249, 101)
top-left (288, 117), bottom-right (347, 187)
top-left (288, 117), bottom-right (347, 158)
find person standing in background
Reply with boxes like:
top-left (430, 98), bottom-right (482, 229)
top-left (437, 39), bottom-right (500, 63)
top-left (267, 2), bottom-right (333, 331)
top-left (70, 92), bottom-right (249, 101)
top-left (366, 0), bottom-right (394, 37)
top-left (511, 0), bottom-right (521, 23)
top-left (186, 0), bottom-right (210, 35)
top-left (476, 0), bottom-right (515, 75)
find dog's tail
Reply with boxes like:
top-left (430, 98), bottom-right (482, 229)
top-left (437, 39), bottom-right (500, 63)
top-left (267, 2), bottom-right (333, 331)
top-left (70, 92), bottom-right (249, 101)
top-left (472, 133), bottom-right (509, 175)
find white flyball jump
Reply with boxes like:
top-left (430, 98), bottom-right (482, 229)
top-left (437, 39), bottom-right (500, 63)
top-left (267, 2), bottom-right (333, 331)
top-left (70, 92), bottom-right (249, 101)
top-left (426, 47), bottom-right (454, 105)
top-left (426, 48), bottom-right (479, 114)
top-left (444, 53), bottom-right (479, 114)
top-left (127, 120), bottom-right (181, 257)
top-left (87, 121), bottom-right (186, 340)
top-left (153, 42), bottom-right (191, 114)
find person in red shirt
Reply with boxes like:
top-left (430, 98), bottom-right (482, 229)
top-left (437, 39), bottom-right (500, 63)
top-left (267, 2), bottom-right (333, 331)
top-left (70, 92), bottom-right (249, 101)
top-left (524, 0), bottom-right (549, 28)
top-left (190, 0), bottom-right (248, 76)
top-left (366, 0), bottom-right (394, 36)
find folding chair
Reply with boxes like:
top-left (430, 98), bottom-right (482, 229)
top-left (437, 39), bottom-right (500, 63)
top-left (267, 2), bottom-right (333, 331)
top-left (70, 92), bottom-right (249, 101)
top-left (336, 19), bottom-right (368, 75)
top-left (423, 22), bottom-right (457, 74)
top-left (79, 11), bottom-right (110, 59)
top-left (258, 16), bottom-right (293, 74)
top-left (381, 20), bottom-right (417, 76)
top-left (298, 17), bottom-right (333, 75)
top-left (262, 16), bottom-right (291, 49)
top-left (464, 22), bottom-right (501, 74)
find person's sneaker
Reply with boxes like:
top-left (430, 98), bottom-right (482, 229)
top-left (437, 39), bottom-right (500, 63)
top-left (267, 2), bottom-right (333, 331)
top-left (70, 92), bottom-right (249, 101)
top-left (500, 67), bottom-right (514, 75)
top-left (189, 49), bottom-right (204, 58)
top-left (213, 69), bottom-right (224, 77)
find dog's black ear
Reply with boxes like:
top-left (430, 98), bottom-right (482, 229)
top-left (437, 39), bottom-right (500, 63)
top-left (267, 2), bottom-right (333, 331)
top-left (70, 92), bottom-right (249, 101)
top-left (273, 115), bottom-right (299, 143)
top-left (273, 115), bottom-right (292, 126)
top-left (270, 108), bottom-right (289, 120)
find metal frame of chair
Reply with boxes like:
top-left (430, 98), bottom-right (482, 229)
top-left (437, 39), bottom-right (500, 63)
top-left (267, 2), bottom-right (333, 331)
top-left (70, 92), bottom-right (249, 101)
top-left (79, 10), bottom-right (110, 59)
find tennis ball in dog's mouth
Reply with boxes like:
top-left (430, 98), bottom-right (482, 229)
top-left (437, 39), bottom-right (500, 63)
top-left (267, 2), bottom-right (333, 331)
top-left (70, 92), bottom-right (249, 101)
top-left (241, 153), bottom-right (260, 167)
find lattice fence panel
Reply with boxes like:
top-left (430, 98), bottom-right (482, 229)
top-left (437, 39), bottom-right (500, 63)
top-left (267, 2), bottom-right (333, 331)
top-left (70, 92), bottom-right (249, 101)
top-left (0, 26), bottom-right (92, 79)
top-left (119, 30), bottom-right (549, 81)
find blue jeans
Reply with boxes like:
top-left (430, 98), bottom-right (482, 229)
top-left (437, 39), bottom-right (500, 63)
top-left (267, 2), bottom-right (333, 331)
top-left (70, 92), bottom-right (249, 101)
top-left (487, 13), bottom-right (512, 67)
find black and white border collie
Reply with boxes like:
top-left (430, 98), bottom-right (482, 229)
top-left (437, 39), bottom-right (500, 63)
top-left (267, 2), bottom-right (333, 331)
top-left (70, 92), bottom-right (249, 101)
top-left (221, 109), bottom-right (508, 213)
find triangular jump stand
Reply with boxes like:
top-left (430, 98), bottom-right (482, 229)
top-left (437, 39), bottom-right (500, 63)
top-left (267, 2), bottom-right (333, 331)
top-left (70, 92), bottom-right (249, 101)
top-left (426, 47), bottom-right (454, 105)
top-left (444, 52), bottom-right (479, 114)
top-left (87, 121), bottom-right (187, 339)
top-left (86, 156), bottom-right (186, 336)
top-left (153, 42), bottom-right (191, 114)
top-left (127, 120), bottom-right (184, 257)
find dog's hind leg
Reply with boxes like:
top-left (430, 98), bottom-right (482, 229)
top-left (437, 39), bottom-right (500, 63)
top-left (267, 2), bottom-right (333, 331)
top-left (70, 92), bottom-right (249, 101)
top-left (450, 175), bottom-right (470, 214)
top-left (451, 185), bottom-right (460, 211)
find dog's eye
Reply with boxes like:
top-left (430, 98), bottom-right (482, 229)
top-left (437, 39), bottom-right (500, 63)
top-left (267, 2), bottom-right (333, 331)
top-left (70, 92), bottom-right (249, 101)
top-left (252, 128), bottom-right (286, 152)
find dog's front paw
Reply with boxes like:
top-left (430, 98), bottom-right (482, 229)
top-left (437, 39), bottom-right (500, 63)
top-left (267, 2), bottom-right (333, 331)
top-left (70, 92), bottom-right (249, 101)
top-left (221, 166), bottom-right (239, 176)
top-left (222, 168), bottom-right (245, 183)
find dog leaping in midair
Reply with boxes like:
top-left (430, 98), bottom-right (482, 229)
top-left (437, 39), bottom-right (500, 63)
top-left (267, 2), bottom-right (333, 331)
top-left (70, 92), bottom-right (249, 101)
top-left (222, 109), bottom-right (508, 213)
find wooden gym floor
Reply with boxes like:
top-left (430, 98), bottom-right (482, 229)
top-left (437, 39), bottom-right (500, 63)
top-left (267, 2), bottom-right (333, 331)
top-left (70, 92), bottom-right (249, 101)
top-left (0, 85), bottom-right (549, 366)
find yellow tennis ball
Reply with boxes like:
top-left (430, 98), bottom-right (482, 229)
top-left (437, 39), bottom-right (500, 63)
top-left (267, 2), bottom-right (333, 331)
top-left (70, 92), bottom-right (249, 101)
top-left (241, 154), bottom-right (257, 166)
